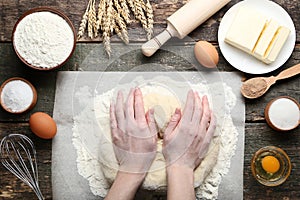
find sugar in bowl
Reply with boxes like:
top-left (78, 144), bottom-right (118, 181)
top-left (0, 77), bottom-right (37, 114)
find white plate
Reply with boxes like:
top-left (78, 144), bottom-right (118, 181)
top-left (218, 0), bottom-right (296, 74)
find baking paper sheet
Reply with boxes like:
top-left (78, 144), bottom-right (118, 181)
top-left (52, 71), bottom-right (245, 200)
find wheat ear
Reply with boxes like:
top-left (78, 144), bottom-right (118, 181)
top-left (112, 7), bottom-right (129, 44)
top-left (133, 0), bottom-right (148, 32)
top-left (77, 0), bottom-right (91, 40)
top-left (111, 16), bottom-right (127, 44)
top-left (113, 0), bottom-right (131, 24)
top-left (138, 0), bottom-right (146, 11)
top-left (103, 0), bottom-right (113, 57)
top-left (97, 0), bottom-right (106, 31)
top-left (88, 0), bottom-right (97, 39)
top-left (145, 0), bottom-right (153, 40)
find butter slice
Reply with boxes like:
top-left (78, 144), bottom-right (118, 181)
top-left (225, 6), bottom-right (268, 54)
top-left (263, 26), bottom-right (290, 64)
top-left (253, 19), bottom-right (279, 60)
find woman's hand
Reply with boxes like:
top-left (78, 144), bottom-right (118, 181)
top-left (163, 90), bottom-right (217, 200)
top-left (110, 88), bottom-right (158, 174)
top-left (163, 90), bottom-right (216, 170)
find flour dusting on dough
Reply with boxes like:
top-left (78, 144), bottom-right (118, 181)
top-left (72, 76), bottom-right (238, 199)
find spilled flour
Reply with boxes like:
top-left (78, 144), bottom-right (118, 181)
top-left (72, 75), bottom-right (238, 199)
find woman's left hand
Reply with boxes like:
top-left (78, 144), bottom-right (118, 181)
top-left (110, 88), bottom-right (158, 174)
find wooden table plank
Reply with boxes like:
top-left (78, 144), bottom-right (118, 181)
top-left (1, 0), bottom-right (299, 42)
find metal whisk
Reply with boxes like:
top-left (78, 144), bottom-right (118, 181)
top-left (0, 134), bottom-right (44, 200)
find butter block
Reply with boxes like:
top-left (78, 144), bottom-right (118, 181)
top-left (224, 5), bottom-right (290, 64)
top-left (225, 6), bottom-right (268, 54)
top-left (253, 19), bottom-right (279, 60)
top-left (263, 26), bottom-right (290, 64)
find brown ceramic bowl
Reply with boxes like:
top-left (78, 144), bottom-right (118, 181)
top-left (251, 146), bottom-right (291, 187)
top-left (265, 96), bottom-right (299, 131)
top-left (12, 7), bottom-right (76, 70)
top-left (0, 77), bottom-right (37, 114)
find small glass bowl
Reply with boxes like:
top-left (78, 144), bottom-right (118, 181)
top-left (0, 77), bottom-right (37, 114)
top-left (251, 146), bottom-right (291, 186)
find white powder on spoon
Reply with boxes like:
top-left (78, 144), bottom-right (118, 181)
top-left (1, 80), bottom-right (34, 112)
top-left (13, 11), bottom-right (74, 69)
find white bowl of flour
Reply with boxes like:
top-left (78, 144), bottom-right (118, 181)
top-left (12, 7), bottom-right (76, 70)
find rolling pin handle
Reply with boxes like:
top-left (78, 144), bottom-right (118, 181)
top-left (142, 29), bottom-right (173, 57)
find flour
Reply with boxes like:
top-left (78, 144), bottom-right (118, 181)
top-left (72, 76), bottom-right (238, 199)
top-left (13, 11), bottom-right (74, 68)
top-left (1, 80), bottom-right (34, 112)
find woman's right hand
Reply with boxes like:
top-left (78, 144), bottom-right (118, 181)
top-left (162, 90), bottom-right (217, 170)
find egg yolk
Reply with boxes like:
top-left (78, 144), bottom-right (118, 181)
top-left (261, 156), bottom-right (280, 173)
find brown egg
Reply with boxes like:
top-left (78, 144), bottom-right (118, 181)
top-left (29, 112), bottom-right (57, 139)
top-left (194, 41), bottom-right (219, 68)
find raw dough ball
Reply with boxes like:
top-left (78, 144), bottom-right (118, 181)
top-left (143, 93), bottom-right (181, 138)
top-left (99, 86), bottom-right (220, 190)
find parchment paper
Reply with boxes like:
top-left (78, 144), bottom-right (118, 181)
top-left (52, 71), bottom-right (245, 200)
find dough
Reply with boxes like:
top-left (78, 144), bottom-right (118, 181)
top-left (98, 85), bottom-right (220, 190)
top-left (143, 92), bottom-right (181, 138)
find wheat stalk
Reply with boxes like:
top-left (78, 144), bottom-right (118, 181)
top-left (88, 0), bottom-right (97, 39)
top-left (114, 0), bottom-right (131, 24)
top-left (119, 0), bottom-right (131, 24)
top-left (112, 7), bottom-right (129, 44)
top-left (111, 16), bottom-right (128, 44)
top-left (97, 0), bottom-right (106, 31)
top-left (77, 0), bottom-right (91, 40)
top-left (133, 0), bottom-right (148, 32)
top-left (126, 0), bottom-right (135, 13)
top-left (78, 0), bottom-right (154, 56)
top-left (145, 0), bottom-right (153, 40)
top-left (102, 0), bottom-right (113, 56)
top-left (138, 0), bottom-right (146, 11)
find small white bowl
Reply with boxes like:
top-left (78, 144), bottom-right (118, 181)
top-left (265, 96), bottom-right (299, 131)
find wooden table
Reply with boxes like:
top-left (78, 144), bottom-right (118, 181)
top-left (0, 0), bottom-right (299, 199)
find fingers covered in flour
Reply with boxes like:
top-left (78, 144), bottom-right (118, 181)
top-left (134, 88), bottom-right (147, 124)
top-left (191, 92), bottom-right (203, 126)
top-left (109, 88), bottom-right (157, 173)
top-left (125, 88), bottom-right (135, 121)
top-left (162, 91), bottom-right (216, 170)
top-left (181, 90), bottom-right (195, 123)
top-left (115, 91), bottom-right (125, 131)
top-left (164, 108), bottom-right (181, 142)
top-left (146, 108), bottom-right (158, 138)
top-left (198, 111), bottom-right (217, 159)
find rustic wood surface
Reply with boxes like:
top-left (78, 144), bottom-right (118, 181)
top-left (0, 0), bottom-right (299, 199)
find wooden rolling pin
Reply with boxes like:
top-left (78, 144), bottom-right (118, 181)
top-left (142, 0), bottom-right (231, 57)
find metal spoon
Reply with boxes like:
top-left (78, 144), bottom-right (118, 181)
top-left (241, 63), bottom-right (300, 99)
